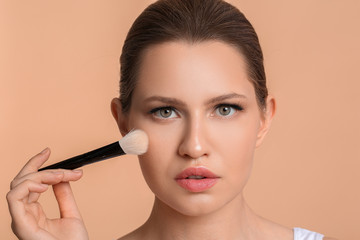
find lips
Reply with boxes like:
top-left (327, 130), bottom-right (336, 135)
top-left (175, 167), bottom-right (220, 192)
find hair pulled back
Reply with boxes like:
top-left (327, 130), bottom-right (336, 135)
top-left (120, 0), bottom-right (267, 113)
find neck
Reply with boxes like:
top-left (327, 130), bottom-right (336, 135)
top-left (139, 194), bottom-right (263, 240)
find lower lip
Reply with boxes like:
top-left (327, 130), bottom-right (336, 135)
top-left (175, 178), bottom-right (219, 192)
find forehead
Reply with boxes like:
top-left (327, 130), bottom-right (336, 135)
top-left (133, 40), bottom-right (256, 103)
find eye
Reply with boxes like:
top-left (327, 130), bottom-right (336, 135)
top-left (217, 106), bottom-right (233, 116)
top-left (214, 104), bottom-right (242, 117)
top-left (150, 107), bottom-right (178, 119)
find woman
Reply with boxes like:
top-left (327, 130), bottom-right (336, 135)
top-left (6, 0), bottom-right (336, 239)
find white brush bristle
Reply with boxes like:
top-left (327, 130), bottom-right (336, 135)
top-left (119, 129), bottom-right (149, 155)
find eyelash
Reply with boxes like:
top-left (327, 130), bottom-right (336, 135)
top-left (149, 106), bottom-right (176, 114)
top-left (212, 103), bottom-right (243, 118)
top-left (214, 103), bottom-right (243, 112)
top-left (149, 103), bottom-right (244, 119)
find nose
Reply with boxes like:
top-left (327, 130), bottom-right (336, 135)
top-left (178, 113), bottom-right (209, 159)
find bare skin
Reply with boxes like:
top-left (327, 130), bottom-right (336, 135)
top-left (118, 196), bottom-right (293, 240)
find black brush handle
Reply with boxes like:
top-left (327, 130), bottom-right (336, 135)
top-left (38, 141), bottom-right (125, 171)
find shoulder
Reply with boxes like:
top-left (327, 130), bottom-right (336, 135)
top-left (293, 227), bottom-right (337, 240)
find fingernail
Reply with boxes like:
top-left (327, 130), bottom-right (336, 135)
top-left (41, 184), bottom-right (48, 188)
top-left (40, 148), bottom-right (49, 154)
top-left (54, 171), bottom-right (64, 175)
top-left (73, 169), bottom-right (83, 174)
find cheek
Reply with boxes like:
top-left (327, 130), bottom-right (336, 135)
top-left (131, 119), bottom-right (181, 191)
top-left (212, 115), bottom-right (260, 184)
top-left (213, 114), bottom-right (260, 157)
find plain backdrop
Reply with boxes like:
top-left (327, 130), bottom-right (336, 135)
top-left (1, 0), bottom-right (359, 239)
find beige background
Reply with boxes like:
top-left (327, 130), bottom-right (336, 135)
top-left (1, 0), bottom-right (359, 239)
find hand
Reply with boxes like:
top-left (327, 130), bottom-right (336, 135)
top-left (7, 148), bottom-right (89, 240)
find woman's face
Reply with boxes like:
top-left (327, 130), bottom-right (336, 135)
top-left (113, 41), bottom-right (274, 216)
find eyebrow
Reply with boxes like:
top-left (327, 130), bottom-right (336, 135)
top-left (144, 96), bottom-right (187, 107)
top-left (144, 93), bottom-right (247, 107)
top-left (205, 93), bottom-right (247, 106)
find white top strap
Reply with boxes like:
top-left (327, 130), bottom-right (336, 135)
top-left (294, 227), bottom-right (324, 240)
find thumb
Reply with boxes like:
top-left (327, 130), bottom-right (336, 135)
top-left (53, 182), bottom-right (82, 219)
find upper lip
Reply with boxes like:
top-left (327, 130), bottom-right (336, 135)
top-left (175, 167), bottom-right (219, 179)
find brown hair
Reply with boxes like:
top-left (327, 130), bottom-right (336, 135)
top-left (119, 0), bottom-right (267, 113)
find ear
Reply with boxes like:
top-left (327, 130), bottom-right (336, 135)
top-left (111, 98), bottom-right (129, 137)
top-left (255, 96), bottom-right (276, 148)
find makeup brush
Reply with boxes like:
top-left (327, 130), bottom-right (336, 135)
top-left (38, 129), bottom-right (148, 171)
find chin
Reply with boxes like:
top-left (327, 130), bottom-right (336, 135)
top-left (156, 191), bottom-right (231, 217)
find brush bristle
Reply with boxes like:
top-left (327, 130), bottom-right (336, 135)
top-left (118, 129), bottom-right (149, 155)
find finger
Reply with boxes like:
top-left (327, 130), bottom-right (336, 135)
top-left (28, 192), bottom-right (41, 203)
top-left (11, 169), bottom-right (83, 190)
top-left (53, 180), bottom-right (82, 219)
top-left (7, 180), bottom-right (48, 218)
top-left (11, 170), bottom-right (61, 190)
top-left (11, 169), bottom-right (83, 205)
top-left (22, 171), bottom-right (65, 204)
top-left (15, 148), bottom-right (51, 179)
